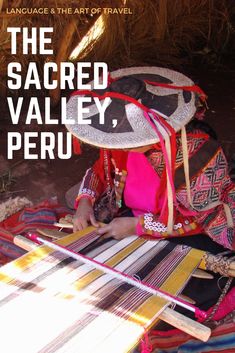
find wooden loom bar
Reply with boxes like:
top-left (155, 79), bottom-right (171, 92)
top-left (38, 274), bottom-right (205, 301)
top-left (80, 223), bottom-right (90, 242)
top-left (53, 222), bottom-right (73, 229)
top-left (14, 234), bottom-right (38, 251)
top-left (160, 308), bottom-right (210, 342)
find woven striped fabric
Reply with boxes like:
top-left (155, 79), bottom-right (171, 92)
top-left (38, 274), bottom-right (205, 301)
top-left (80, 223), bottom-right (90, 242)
top-left (149, 322), bottom-right (235, 353)
top-left (0, 227), bottom-right (205, 353)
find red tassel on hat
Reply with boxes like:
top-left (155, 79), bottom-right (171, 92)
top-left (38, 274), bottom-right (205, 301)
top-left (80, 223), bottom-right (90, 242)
top-left (72, 136), bottom-right (82, 155)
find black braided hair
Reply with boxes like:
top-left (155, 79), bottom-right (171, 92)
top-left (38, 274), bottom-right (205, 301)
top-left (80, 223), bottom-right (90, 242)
top-left (186, 120), bottom-right (217, 140)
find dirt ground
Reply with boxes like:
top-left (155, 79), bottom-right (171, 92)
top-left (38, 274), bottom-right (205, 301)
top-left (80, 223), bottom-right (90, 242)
top-left (0, 66), bottom-right (235, 207)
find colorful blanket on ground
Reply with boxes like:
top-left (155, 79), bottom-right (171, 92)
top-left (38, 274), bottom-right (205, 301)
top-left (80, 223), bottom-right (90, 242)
top-left (149, 321), bottom-right (235, 353)
top-left (0, 200), bottom-right (72, 265)
top-left (0, 238), bottom-right (26, 265)
top-left (145, 287), bottom-right (235, 353)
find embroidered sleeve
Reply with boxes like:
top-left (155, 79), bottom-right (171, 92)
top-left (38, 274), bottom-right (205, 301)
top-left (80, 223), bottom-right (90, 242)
top-left (75, 169), bottom-right (97, 207)
top-left (136, 213), bottom-right (200, 238)
top-left (76, 156), bottom-right (106, 206)
top-left (77, 168), bottom-right (100, 200)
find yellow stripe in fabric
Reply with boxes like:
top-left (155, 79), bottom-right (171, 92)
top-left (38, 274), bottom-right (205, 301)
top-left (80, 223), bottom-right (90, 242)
top-left (56, 226), bottom-right (97, 246)
top-left (159, 248), bottom-right (205, 293)
top-left (0, 246), bottom-right (53, 280)
top-left (198, 256), bottom-right (207, 270)
top-left (0, 226), bottom-right (96, 282)
top-left (74, 238), bottom-right (145, 290)
top-left (127, 248), bottom-right (205, 326)
top-left (0, 272), bottom-right (17, 284)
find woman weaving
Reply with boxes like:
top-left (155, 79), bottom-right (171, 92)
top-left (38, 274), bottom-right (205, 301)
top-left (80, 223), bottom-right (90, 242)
top-left (66, 67), bottom-right (234, 259)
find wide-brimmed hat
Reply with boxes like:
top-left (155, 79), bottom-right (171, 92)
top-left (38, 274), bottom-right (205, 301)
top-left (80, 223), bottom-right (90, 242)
top-left (65, 67), bottom-right (204, 149)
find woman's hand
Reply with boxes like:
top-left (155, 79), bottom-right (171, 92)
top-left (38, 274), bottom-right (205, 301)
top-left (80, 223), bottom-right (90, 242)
top-left (97, 217), bottom-right (138, 239)
top-left (73, 198), bottom-right (99, 232)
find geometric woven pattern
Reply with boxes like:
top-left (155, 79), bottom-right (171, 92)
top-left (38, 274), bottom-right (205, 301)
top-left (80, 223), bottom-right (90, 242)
top-left (146, 131), bottom-right (207, 177)
top-left (191, 150), bottom-right (227, 209)
top-left (144, 146), bottom-right (235, 249)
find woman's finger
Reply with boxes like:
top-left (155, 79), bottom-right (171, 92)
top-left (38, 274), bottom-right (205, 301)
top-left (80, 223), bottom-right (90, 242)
top-left (73, 222), bottom-right (82, 232)
top-left (102, 231), bottom-right (113, 239)
top-left (81, 219), bottom-right (88, 230)
top-left (73, 219), bottom-right (88, 232)
top-left (90, 214), bottom-right (100, 227)
top-left (97, 224), bottom-right (111, 236)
